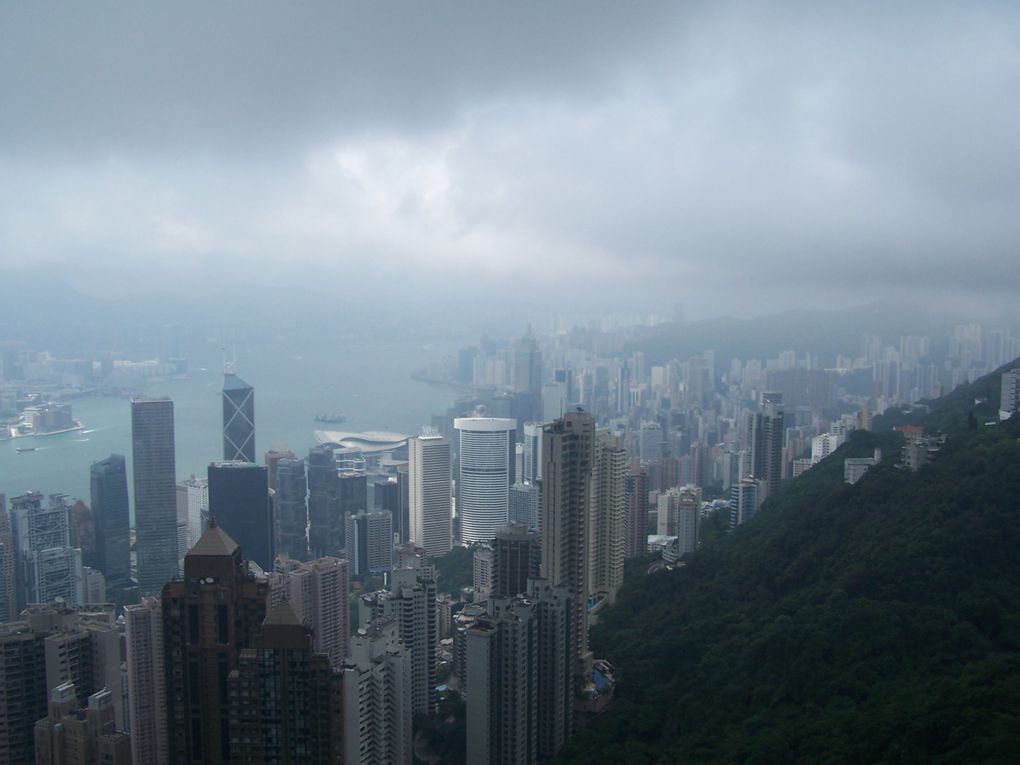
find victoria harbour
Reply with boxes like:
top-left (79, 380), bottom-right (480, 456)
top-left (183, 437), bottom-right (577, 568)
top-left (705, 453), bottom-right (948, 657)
top-left (0, 339), bottom-right (459, 505)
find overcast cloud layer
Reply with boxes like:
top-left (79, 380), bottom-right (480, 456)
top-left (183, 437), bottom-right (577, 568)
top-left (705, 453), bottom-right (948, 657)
top-left (1, 2), bottom-right (1019, 318)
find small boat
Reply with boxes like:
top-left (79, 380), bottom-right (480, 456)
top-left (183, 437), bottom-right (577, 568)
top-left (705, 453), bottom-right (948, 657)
top-left (314, 413), bottom-right (347, 424)
top-left (16, 446), bottom-right (36, 453)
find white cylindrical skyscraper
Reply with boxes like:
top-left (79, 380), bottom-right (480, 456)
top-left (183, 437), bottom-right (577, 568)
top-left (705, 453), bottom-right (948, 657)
top-left (454, 418), bottom-right (516, 544)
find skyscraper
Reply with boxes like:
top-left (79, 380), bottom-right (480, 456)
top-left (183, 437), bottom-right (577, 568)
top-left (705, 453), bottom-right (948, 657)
top-left (512, 326), bottom-right (543, 427)
top-left (175, 475), bottom-right (208, 554)
top-left (730, 477), bottom-right (762, 527)
top-left (657, 485), bottom-right (701, 554)
top-left (307, 445), bottom-right (340, 558)
top-left (132, 397), bottom-right (178, 595)
top-left (362, 555), bottom-right (438, 717)
top-left (541, 410), bottom-right (595, 672)
top-left (0, 620), bottom-right (47, 763)
top-left (455, 417), bottom-right (516, 544)
top-left (1001, 367), bottom-right (1020, 418)
top-left (465, 595), bottom-right (538, 765)
top-left (530, 579), bottom-right (576, 759)
top-left (513, 326), bottom-right (543, 395)
top-left (492, 521), bottom-right (540, 599)
top-left (345, 510), bottom-right (393, 576)
top-left (227, 601), bottom-right (343, 765)
top-left (275, 457), bottom-right (309, 560)
top-left (208, 461), bottom-right (273, 571)
top-left (0, 495), bottom-right (15, 622)
top-left (124, 596), bottom-right (168, 765)
top-left (750, 392), bottom-right (784, 499)
top-left (465, 578), bottom-right (576, 764)
top-left (408, 433), bottom-right (452, 557)
top-left (624, 467), bottom-right (649, 559)
top-left (269, 556), bottom-right (350, 668)
top-left (341, 616), bottom-right (413, 765)
top-left (522, 422), bottom-right (543, 482)
top-left (509, 481), bottom-right (540, 531)
top-left (589, 431), bottom-right (627, 605)
top-left (162, 523), bottom-right (268, 764)
top-left (34, 684), bottom-right (131, 765)
top-left (89, 454), bottom-right (131, 595)
top-left (8, 492), bottom-right (84, 608)
top-left (222, 369), bottom-right (255, 463)
top-left (264, 445), bottom-right (295, 494)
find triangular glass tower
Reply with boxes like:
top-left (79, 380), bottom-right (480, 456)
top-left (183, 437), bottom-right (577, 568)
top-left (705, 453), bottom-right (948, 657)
top-left (223, 368), bottom-right (255, 463)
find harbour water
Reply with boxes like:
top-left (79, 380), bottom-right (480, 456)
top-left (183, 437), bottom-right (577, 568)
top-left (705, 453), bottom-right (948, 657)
top-left (0, 339), bottom-right (459, 509)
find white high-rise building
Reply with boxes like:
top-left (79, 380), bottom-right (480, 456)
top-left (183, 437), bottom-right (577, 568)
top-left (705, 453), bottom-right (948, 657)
top-left (730, 478), bottom-right (762, 527)
top-left (522, 422), bottom-right (543, 483)
top-left (811, 432), bottom-right (846, 464)
top-left (361, 556), bottom-right (438, 717)
top-left (175, 476), bottom-right (208, 552)
top-left (1001, 368), bottom-right (1020, 419)
top-left (455, 418), bottom-right (516, 544)
top-left (124, 596), bottom-right (168, 765)
top-left (342, 616), bottom-right (412, 765)
top-left (657, 485), bottom-right (702, 549)
top-left (473, 544), bottom-right (493, 600)
top-left (408, 434), bottom-right (452, 557)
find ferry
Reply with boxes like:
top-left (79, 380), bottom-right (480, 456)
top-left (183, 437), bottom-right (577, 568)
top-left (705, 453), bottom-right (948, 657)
top-left (314, 413), bottom-right (347, 424)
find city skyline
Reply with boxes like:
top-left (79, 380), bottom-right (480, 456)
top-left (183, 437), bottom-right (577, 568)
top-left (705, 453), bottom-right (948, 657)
top-left (2, 3), bottom-right (1020, 762)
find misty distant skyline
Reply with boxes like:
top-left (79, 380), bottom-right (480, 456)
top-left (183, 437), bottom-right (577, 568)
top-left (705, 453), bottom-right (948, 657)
top-left (2, 2), bottom-right (1019, 320)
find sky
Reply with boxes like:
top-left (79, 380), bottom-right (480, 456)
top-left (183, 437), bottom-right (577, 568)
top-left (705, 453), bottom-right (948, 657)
top-left (1, 2), bottom-right (1019, 320)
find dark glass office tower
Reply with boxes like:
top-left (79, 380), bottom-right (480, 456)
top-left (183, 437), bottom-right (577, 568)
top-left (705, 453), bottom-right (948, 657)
top-left (275, 457), bottom-right (308, 561)
top-left (222, 371), bottom-right (255, 463)
top-left (90, 454), bottom-right (132, 593)
top-left (307, 446), bottom-right (340, 558)
top-left (132, 398), bottom-right (178, 595)
top-left (208, 462), bottom-right (272, 571)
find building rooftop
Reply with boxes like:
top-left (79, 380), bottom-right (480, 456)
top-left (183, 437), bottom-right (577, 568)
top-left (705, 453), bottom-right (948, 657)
top-left (223, 372), bottom-right (253, 392)
top-left (188, 523), bottom-right (239, 557)
top-left (264, 599), bottom-right (302, 627)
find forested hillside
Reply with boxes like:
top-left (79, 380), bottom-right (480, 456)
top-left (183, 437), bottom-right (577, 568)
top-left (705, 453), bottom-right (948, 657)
top-left (557, 369), bottom-right (1020, 764)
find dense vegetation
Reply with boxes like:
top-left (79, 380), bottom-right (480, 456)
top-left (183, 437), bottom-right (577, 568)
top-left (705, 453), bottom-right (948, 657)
top-left (432, 544), bottom-right (474, 595)
top-left (414, 692), bottom-right (466, 765)
top-left (556, 371), bottom-right (1020, 763)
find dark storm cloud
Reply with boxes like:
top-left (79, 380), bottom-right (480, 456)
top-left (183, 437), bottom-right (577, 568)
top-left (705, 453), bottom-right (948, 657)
top-left (0, 1), bottom-right (677, 154)
top-left (1, 1), bottom-right (1018, 317)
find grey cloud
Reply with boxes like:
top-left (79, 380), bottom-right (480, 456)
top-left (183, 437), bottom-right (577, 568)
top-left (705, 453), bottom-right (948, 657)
top-left (1, 2), bottom-right (1019, 319)
top-left (0, 1), bottom-right (679, 156)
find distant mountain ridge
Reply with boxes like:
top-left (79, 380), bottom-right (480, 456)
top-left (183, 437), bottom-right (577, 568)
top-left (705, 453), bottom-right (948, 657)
top-left (555, 361), bottom-right (1020, 764)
